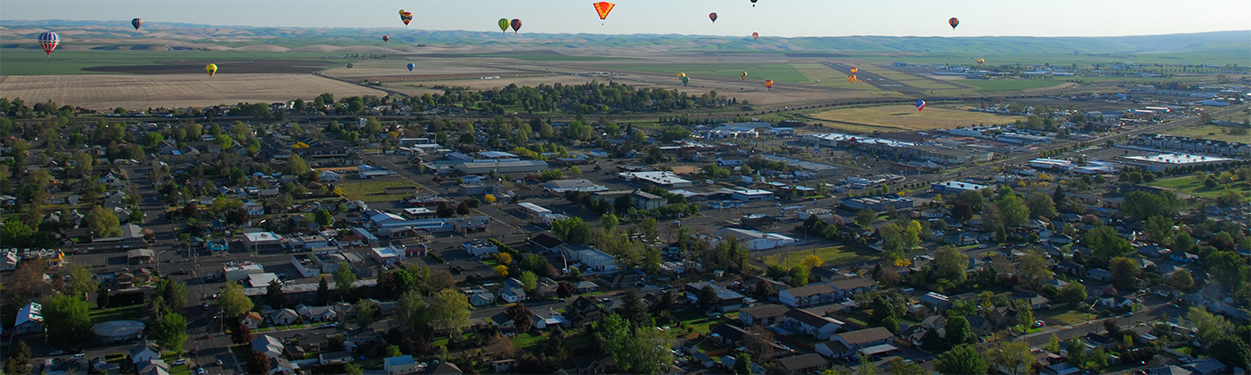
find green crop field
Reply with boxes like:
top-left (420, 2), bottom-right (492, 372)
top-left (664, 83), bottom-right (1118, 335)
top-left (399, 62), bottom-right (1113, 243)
top-left (961, 79), bottom-right (1071, 92)
top-left (0, 49), bottom-right (336, 75)
top-left (599, 63), bottom-right (810, 83)
top-left (1161, 124), bottom-right (1250, 143)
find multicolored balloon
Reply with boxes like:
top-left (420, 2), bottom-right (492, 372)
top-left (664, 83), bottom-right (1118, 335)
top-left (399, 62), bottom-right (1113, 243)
top-left (741, 71), bottom-right (748, 80)
top-left (678, 72), bottom-right (689, 86)
top-left (949, 17), bottom-right (959, 30)
top-left (399, 10), bottom-right (413, 27)
top-left (593, 2), bottom-right (615, 22)
top-left (848, 75), bottom-right (858, 83)
top-left (498, 18), bottom-right (510, 33)
top-left (850, 67), bottom-right (858, 74)
top-left (752, 32), bottom-right (759, 40)
top-left (38, 32), bottom-right (59, 55)
top-left (205, 63), bottom-right (217, 77)
top-left (765, 80), bottom-right (774, 89)
top-left (977, 58), bottom-right (985, 65)
top-left (382, 35), bottom-right (390, 42)
top-left (407, 63), bottom-right (415, 72)
top-left (709, 13), bottom-right (718, 23)
top-left (131, 18), bottom-right (143, 30)
top-left (915, 100), bottom-right (926, 111)
top-left (511, 19), bottom-right (522, 33)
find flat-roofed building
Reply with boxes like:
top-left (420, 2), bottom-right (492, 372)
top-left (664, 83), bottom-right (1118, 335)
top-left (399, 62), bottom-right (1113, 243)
top-left (1119, 153), bottom-right (1236, 172)
top-left (222, 262), bottom-right (265, 281)
top-left (931, 180), bottom-right (991, 195)
top-left (242, 232), bottom-right (284, 251)
top-left (730, 189), bottom-right (774, 202)
top-left (454, 160), bottom-right (549, 175)
top-left (618, 171), bottom-right (693, 188)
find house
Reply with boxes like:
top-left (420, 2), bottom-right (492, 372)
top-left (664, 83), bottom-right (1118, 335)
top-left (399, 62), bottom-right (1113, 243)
top-left (295, 305), bottom-right (338, 322)
top-left (782, 308), bottom-right (844, 340)
top-left (242, 312), bottom-right (264, 329)
top-left (574, 280), bottom-right (600, 294)
top-left (1182, 358), bottom-right (1228, 375)
top-left (816, 340), bottom-right (854, 360)
top-left (500, 287), bottom-right (527, 303)
top-left (685, 282), bottom-right (749, 312)
top-left (772, 354), bottom-right (829, 374)
top-left (1097, 286), bottom-right (1135, 309)
top-left (319, 351), bottom-right (355, 365)
top-left (468, 289), bottom-right (496, 307)
top-left (384, 355), bottom-right (417, 375)
top-left (778, 283), bottom-right (838, 308)
top-left (252, 335), bottom-right (286, 359)
top-left (137, 359), bottom-right (170, 375)
top-left (1083, 333), bottom-right (1118, 351)
top-left (535, 277), bottom-right (559, 298)
top-left (565, 297), bottom-right (603, 328)
top-left (829, 327), bottom-right (894, 354)
top-left (965, 315), bottom-right (994, 336)
top-left (1086, 268), bottom-right (1112, 282)
top-left (559, 354), bottom-right (614, 375)
top-left (14, 302), bottom-right (43, 334)
top-left (419, 362), bottom-right (463, 375)
top-left (692, 352), bottom-right (716, 368)
top-left (919, 292), bottom-right (951, 310)
top-left (1148, 284), bottom-right (1181, 299)
top-left (268, 308), bottom-right (300, 326)
top-left (709, 324), bottom-right (749, 347)
top-left (738, 304), bottom-right (789, 326)
top-left (600, 272), bottom-right (640, 290)
top-left (268, 357), bottom-right (296, 375)
top-left (491, 359), bottom-right (517, 373)
top-left (829, 277), bottom-right (877, 299)
top-left (1138, 245), bottom-right (1169, 258)
top-left (128, 341), bottom-right (162, 363)
top-left (1147, 365), bottom-right (1196, 375)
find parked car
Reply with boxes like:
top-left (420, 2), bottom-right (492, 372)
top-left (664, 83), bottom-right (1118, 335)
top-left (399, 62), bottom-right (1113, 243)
top-left (71, 354), bottom-right (85, 360)
top-left (173, 359), bottom-right (187, 366)
top-left (49, 350), bottom-right (64, 356)
top-left (196, 367), bottom-right (206, 375)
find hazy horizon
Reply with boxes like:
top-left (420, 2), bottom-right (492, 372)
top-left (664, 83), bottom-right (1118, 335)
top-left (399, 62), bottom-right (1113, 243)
top-left (3, 0), bottom-right (1250, 38)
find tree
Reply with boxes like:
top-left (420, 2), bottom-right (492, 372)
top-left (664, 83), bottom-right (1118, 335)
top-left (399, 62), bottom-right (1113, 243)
top-left (934, 344), bottom-right (988, 375)
top-left (232, 319), bottom-right (253, 344)
top-left (1122, 191), bottom-right (1178, 220)
top-left (354, 299), bottom-right (378, 328)
top-left (1085, 225), bottom-right (1133, 261)
top-left (519, 271), bottom-right (539, 293)
top-left (552, 217), bottom-right (592, 244)
top-left (996, 190), bottom-right (1030, 228)
top-left (4, 340), bottom-right (31, 375)
top-left (1144, 216), bottom-right (1175, 245)
top-left (248, 351), bottom-right (272, 375)
top-left (84, 205), bottom-right (122, 237)
top-left (284, 154), bottom-right (311, 176)
top-left (506, 303), bottom-right (535, 333)
top-left (428, 289), bottom-right (471, 333)
top-left (1027, 193), bottom-right (1056, 219)
top-left (597, 314), bottom-right (674, 375)
top-left (150, 313), bottom-right (189, 354)
top-left (857, 355), bottom-right (876, 375)
top-left (557, 281), bottom-right (576, 298)
top-left (886, 357), bottom-right (925, 375)
top-left (155, 276), bottom-right (187, 312)
top-left (1167, 269), bottom-right (1194, 291)
top-left (396, 291), bottom-right (428, 331)
top-left (855, 209), bottom-right (877, 228)
top-left (800, 255), bottom-right (823, 270)
top-left (946, 315), bottom-right (971, 344)
top-left (1186, 307), bottom-right (1233, 346)
top-left (315, 209), bottom-right (333, 227)
top-left (733, 353), bottom-right (753, 375)
top-left (934, 245), bottom-right (968, 284)
top-left (1015, 300), bottom-right (1034, 333)
top-left (64, 263), bottom-right (100, 299)
top-left (1046, 333), bottom-right (1060, 353)
top-left (1017, 250), bottom-right (1051, 287)
top-left (1057, 282), bottom-right (1087, 303)
top-left (42, 294), bottom-right (92, 345)
top-left (600, 213), bottom-right (619, 231)
top-left (1108, 257), bottom-right (1139, 290)
top-left (696, 285), bottom-right (721, 312)
top-left (742, 326), bottom-right (776, 362)
top-left (218, 281), bottom-right (255, 318)
top-left (1065, 337), bottom-right (1086, 367)
top-left (494, 265), bottom-right (510, 277)
top-left (621, 289), bottom-right (650, 327)
top-left (951, 201), bottom-right (974, 223)
top-left (316, 276), bottom-right (331, 305)
top-left (1208, 335), bottom-right (1251, 370)
top-left (333, 264), bottom-right (358, 298)
top-left (987, 340), bottom-right (1033, 375)
top-left (96, 282), bottom-right (111, 308)
top-left (487, 333), bottom-right (521, 360)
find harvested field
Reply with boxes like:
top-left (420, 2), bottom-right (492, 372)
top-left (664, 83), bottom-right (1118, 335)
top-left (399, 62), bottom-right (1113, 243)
top-left (83, 59), bottom-right (334, 75)
top-left (812, 104), bottom-right (1018, 132)
top-left (0, 74), bottom-right (385, 111)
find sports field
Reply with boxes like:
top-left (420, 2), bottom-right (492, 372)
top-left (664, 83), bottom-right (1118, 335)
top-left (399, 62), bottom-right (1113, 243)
top-left (812, 105), bottom-right (1019, 132)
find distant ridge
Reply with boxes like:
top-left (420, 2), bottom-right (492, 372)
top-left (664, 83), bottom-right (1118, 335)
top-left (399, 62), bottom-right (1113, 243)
top-left (3, 20), bottom-right (1247, 56)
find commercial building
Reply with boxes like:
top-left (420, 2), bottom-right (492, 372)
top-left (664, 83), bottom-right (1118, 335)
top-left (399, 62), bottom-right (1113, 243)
top-left (996, 133), bottom-right (1052, 145)
top-left (931, 180), bottom-right (991, 195)
top-left (840, 196), bottom-right (914, 212)
top-left (1029, 158), bottom-right (1074, 171)
top-left (631, 190), bottom-right (668, 210)
top-left (242, 232), bottom-right (284, 252)
top-left (222, 262), bottom-right (265, 281)
top-left (1119, 153), bottom-right (1236, 172)
top-left (93, 320), bottom-right (145, 342)
top-left (311, 250), bottom-right (351, 273)
top-left (541, 179), bottom-right (608, 194)
top-left (453, 160), bottom-right (549, 175)
top-left (715, 228), bottom-right (797, 251)
top-left (618, 171), bottom-right (693, 188)
top-left (730, 189), bottom-right (775, 202)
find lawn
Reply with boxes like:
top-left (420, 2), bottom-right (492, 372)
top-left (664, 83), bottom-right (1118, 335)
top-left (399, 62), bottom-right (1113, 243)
top-left (511, 332), bottom-right (545, 349)
top-left (1040, 308), bottom-right (1097, 325)
top-left (1161, 124), bottom-right (1251, 143)
top-left (599, 63), bottom-right (810, 83)
top-left (90, 305), bottom-right (145, 324)
top-left (336, 180), bottom-right (421, 203)
top-left (962, 79), bottom-right (1076, 92)
top-left (672, 309), bottom-right (716, 335)
top-left (761, 246), bottom-right (875, 269)
top-left (1147, 175), bottom-right (1251, 200)
top-left (811, 105), bottom-right (1019, 132)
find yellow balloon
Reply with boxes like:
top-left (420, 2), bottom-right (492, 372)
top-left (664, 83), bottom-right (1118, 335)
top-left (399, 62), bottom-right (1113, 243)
top-left (205, 63), bottom-right (218, 77)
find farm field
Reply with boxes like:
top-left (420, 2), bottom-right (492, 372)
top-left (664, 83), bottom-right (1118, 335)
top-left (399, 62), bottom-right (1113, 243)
top-left (1161, 124), bottom-right (1250, 143)
top-left (598, 63), bottom-right (810, 83)
top-left (0, 74), bottom-right (385, 111)
top-left (0, 49), bottom-right (338, 75)
top-left (811, 104), bottom-right (1019, 132)
top-left (962, 79), bottom-right (1073, 92)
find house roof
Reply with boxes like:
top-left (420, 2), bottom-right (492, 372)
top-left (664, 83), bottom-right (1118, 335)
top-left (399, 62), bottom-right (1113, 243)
top-left (710, 324), bottom-right (748, 343)
top-left (781, 283), bottom-right (836, 298)
top-left (836, 327), bottom-right (893, 346)
top-left (529, 233), bottom-right (564, 249)
top-left (829, 277), bottom-right (876, 291)
top-left (773, 354), bottom-right (828, 371)
top-left (739, 304), bottom-right (789, 319)
top-left (385, 355), bottom-right (416, 367)
top-left (785, 308), bottom-right (842, 328)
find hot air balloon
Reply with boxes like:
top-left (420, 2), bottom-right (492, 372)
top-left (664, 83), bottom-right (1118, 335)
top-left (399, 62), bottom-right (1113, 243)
top-left (498, 18), bottom-right (510, 33)
top-left (205, 63), bottom-right (217, 77)
top-left (915, 100), bottom-right (926, 111)
top-left (750, 0), bottom-right (758, 7)
top-left (977, 58), bottom-right (985, 65)
top-left (593, 2), bottom-right (615, 23)
top-left (948, 17), bottom-right (959, 30)
top-left (407, 63), bottom-right (415, 72)
top-left (765, 80), bottom-right (774, 89)
top-left (709, 13), bottom-right (718, 23)
top-left (678, 72), bottom-right (689, 86)
top-left (382, 35), bottom-right (390, 43)
top-left (752, 32), bottom-right (759, 40)
top-left (510, 19), bottom-right (522, 33)
top-left (131, 18), bottom-right (143, 30)
top-left (38, 32), bottom-right (59, 55)
top-left (849, 67), bottom-right (858, 74)
top-left (399, 10), bottom-right (413, 27)
top-left (848, 75), bottom-right (858, 83)
top-left (741, 71), bottom-right (748, 80)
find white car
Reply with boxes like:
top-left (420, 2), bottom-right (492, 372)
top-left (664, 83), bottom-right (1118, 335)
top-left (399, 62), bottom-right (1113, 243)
top-left (173, 359), bottom-right (188, 366)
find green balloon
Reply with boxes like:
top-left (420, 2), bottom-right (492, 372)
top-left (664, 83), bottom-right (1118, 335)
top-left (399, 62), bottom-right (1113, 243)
top-left (680, 76), bottom-right (690, 85)
top-left (498, 18), bottom-right (509, 33)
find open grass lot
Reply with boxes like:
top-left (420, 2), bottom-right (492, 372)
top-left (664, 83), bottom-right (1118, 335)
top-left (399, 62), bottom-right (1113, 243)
top-left (1039, 308), bottom-right (1098, 325)
top-left (760, 246), bottom-right (874, 269)
top-left (1146, 175), bottom-right (1251, 200)
top-left (962, 79), bottom-right (1074, 92)
top-left (791, 63), bottom-right (880, 91)
top-left (0, 49), bottom-right (336, 75)
top-left (1161, 124), bottom-right (1251, 143)
top-left (599, 63), bottom-right (810, 83)
top-left (90, 305), bottom-right (144, 324)
top-left (860, 67), bottom-right (960, 90)
top-left (811, 105), bottom-right (1019, 132)
top-left (337, 179), bottom-right (421, 203)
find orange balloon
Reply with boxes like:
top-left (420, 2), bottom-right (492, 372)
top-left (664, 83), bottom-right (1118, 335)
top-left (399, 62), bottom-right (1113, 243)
top-left (593, 2), bottom-right (615, 21)
top-left (764, 80), bottom-right (774, 88)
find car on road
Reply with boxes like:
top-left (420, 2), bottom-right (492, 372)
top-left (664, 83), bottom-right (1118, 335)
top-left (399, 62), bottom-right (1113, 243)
top-left (203, 303), bottom-right (211, 310)
top-left (71, 353), bottom-right (85, 359)
top-left (196, 366), bottom-right (206, 375)
top-left (1032, 320), bottom-right (1045, 328)
top-left (216, 359), bottom-right (223, 366)
top-left (49, 350), bottom-right (64, 356)
top-left (177, 269), bottom-right (192, 275)
top-left (1124, 312), bottom-right (1134, 317)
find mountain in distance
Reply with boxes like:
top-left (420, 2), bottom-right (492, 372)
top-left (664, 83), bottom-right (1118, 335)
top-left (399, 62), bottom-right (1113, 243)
top-left (2, 20), bottom-right (1246, 57)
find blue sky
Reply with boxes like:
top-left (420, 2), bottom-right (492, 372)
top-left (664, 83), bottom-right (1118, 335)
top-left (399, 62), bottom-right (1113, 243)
top-left (3, 0), bottom-right (1249, 38)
